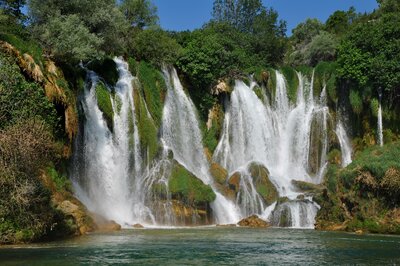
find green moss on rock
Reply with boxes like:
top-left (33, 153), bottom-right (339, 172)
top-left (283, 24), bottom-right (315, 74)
top-left (316, 142), bottom-right (400, 234)
top-left (248, 163), bottom-right (278, 205)
top-left (169, 162), bottom-right (216, 204)
top-left (95, 82), bottom-right (114, 131)
top-left (137, 61), bottom-right (166, 127)
top-left (280, 66), bottom-right (299, 103)
top-left (133, 87), bottom-right (159, 164)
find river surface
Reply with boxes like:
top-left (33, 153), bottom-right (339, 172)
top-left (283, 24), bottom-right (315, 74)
top-left (1, 228), bottom-right (399, 265)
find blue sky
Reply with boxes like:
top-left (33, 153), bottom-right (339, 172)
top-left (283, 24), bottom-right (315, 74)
top-left (153, 0), bottom-right (379, 34)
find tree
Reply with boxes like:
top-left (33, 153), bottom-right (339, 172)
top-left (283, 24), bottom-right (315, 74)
top-left (212, 0), bottom-right (263, 32)
top-left (132, 29), bottom-right (182, 66)
top-left (38, 15), bottom-right (104, 62)
top-left (325, 7), bottom-right (357, 35)
top-left (306, 31), bottom-right (338, 66)
top-left (291, 18), bottom-right (324, 47)
top-left (120, 0), bottom-right (158, 29)
top-left (28, 0), bottom-right (129, 61)
top-left (0, 0), bottom-right (25, 20)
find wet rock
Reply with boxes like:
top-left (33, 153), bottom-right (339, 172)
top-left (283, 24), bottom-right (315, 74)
top-left (355, 230), bottom-right (364, 235)
top-left (237, 215), bottom-right (270, 228)
top-left (248, 162), bottom-right (278, 205)
top-left (210, 162), bottom-right (228, 185)
top-left (228, 172), bottom-right (241, 192)
top-left (97, 220), bottom-right (122, 232)
top-left (291, 180), bottom-right (324, 194)
top-left (216, 224), bottom-right (237, 227)
top-left (132, 223), bottom-right (144, 229)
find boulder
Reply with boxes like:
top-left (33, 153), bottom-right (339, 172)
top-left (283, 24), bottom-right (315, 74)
top-left (132, 223), bottom-right (144, 229)
top-left (96, 220), bottom-right (121, 232)
top-left (228, 172), bottom-right (241, 192)
top-left (291, 180), bottom-right (324, 194)
top-left (210, 162), bottom-right (228, 185)
top-left (237, 215), bottom-right (270, 228)
top-left (248, 162), bottom-right (279, 205)
top-left (227, 163), bottom-right (278, 206)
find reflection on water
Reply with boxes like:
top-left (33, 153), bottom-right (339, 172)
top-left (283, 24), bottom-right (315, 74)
top-left (0, 228), bottom-right (399, 265)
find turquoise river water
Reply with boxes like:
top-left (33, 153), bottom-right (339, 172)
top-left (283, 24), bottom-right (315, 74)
top-left (0, 228), bottom-right (399, 265)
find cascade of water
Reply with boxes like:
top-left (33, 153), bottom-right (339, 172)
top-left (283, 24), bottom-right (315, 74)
top-left (336, 121), bottom-right (353, 167)
top-left (378, 93), bottom-right (384, 146)
top-left (71, 57), bottom-right (155, 226)
top-left (161, 67), bottom-right (240, 224)
top-left (214, 70), bottom-right (329, 228)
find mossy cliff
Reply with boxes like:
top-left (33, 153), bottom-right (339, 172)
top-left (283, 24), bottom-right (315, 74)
top-left (315, 142), bottom-right (400, 234)
top-left (0, 42), bottom-right (95, 244)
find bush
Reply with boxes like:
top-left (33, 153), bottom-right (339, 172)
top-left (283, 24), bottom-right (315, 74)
top-left (349, 89), bottom-right (363, 114)
top-left (132, 29), bottom-right (182, 66)
top-left (0, 52), bottom-right (58, 131)
top-left (0, 119), bottom-right (65, 244)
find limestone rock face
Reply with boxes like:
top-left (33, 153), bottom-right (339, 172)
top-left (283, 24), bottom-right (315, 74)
top-left (237, 215), bottom-right (270, 228)
top-left (56, 200), bottom-right (96, 235)
top-left (211, 80), bottom-right (230, 95)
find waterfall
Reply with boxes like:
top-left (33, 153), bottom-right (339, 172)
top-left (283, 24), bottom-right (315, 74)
top-left (71, 57), bottom-right (154, 226)
top-left (378, 94), bottom-right (384, 146)
top-left (214, 70), bottom-right (328, 228)
top-left (161, 67), bottom-right (240, 224)
top-left (336, 121), bottom-right (352, 167)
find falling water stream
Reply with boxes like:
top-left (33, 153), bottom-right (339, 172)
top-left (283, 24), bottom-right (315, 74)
top-left (378, 93), bottom-right (384, 146)
top-left (161, 67), bottom-right (240, 224)
top-left (214, 71), bottom-right (330, 228)
top-left (71, 59), bottom-right (353, 228)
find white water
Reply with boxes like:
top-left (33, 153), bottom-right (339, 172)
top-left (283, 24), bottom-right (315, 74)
top-left (213, 71), bottom-right (329, 227)
top-left (161, 67), bottom-right (240, 224)
top-left (336, 121), bottom-right (352, 167)
top-left (72, 58), bottom-right (154, 226)
top-left (378, 99), bottom-right (384, 147)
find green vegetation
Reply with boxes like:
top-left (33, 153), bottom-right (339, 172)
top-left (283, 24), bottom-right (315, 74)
top-left (87, 58), bottom-right (118, 86)
top-left (95, 82), bottom-right (114, 131)
top-left (1, 0), bottom-right (400, 241)
top-left (134, 88), bottom-right (159, 164)
top-left (0, 52), bottom-right (57, 131)
top-left (280, 66), bottom-right (298, 103)
top-left (137, 61), bottom-right (166, 127)
top-left (46, 165), bottom-right (72, 192)
top-left (316, 142), bottom-right (400, 234)
top-left (169, 163), bottom-right (216, 204)
top-left (0, 119), bottom-right (72, 244)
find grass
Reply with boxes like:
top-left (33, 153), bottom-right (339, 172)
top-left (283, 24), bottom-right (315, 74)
top-left (0, 32), bottom-right (44, 68)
